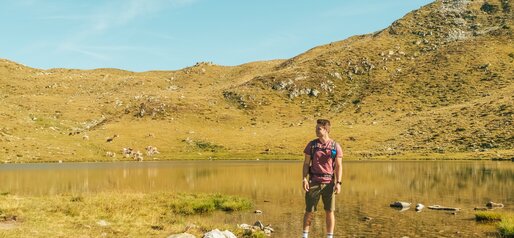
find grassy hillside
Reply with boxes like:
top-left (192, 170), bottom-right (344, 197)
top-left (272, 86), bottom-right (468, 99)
top-left (1, 0), bottom-right (512, 163)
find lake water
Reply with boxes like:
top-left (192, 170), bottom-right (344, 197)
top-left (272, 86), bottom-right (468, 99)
top-left (1, 160), bottom-right (513, 237)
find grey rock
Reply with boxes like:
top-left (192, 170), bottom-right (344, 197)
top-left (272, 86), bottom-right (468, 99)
top-left (202, 229), bottom-right (235, 238)
top-left (221, 230), bottom-right (237, 238)
top-left (203, 229), bottom-right (224, 238)
top-left (415, 203), bottom-right (425, 212)
top-left (253, 220), bottom-right (264, 230)
top-left (390, 201), bottom-right (411, 208)
top-left (238, 224), bottom-right (253, 230)
top-left (486, 201), bottom-right (504, 208)
top-left (309, 89), bottom-right (320, 97)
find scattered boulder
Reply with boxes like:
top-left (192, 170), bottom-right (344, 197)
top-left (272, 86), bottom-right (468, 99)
top-left (263, 225), bottom-right (274, 235)
top-left (122, 147), bottom-right (144, 161)
top-left (427, 205), bottom-right (460, 211)
top-left (253, 220), bottom-right (264, 230)
top-left (238, 221), bottom-right (274, 236)
top-left (220, 230), bottom-right (237, 238)
top-left (238, 224), bottom-right (253, 230)
top-left (362, 216), bottom-right (373, 221)
top-left (390, 201), bottom-right (411, 208)
top-left (145, 146), bottom-right (159, 156)
top-left (415, 203), bottom-right (425, 212)
top-left (203, 229), bottom-right (236, 238)
top-left (254, 210), bottom-right (263, 214)
top-left (486, 201), bottom-right (504, 208)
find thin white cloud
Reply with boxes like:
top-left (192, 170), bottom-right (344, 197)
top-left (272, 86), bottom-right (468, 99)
top-left (57, 0), bottom-right (197, 63)
top-left (60, 44), bottom-right (110, 61)
top-left (91, 0), bottom-right (198, 32)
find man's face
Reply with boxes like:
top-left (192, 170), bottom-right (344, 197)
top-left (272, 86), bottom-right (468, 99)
top-left (315, 124), bottom-right (327, 137)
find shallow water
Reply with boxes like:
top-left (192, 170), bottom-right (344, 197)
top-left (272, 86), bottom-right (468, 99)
top-left (1, 160), bottom-right (513, 237)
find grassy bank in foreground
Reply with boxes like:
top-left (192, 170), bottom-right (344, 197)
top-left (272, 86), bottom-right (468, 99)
top-left (476, 212), bottom-right (514, 237)
top-left (0, 192), bottom-right (254, 237)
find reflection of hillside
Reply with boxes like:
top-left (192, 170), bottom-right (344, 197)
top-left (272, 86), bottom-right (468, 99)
top-left (0, 161), bottom-right (512, 202)
top-left (345, 161), bottom-right (514, 205)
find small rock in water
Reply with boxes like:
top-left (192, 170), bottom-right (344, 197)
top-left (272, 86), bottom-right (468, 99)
top-left (415, 203), bottom-right (425, 212)
top-left (486, 201), bottom-right (504, 208)
top-left (390, 201), bottom-right (411, 208)
top-left (254, 220), bottom-right (264, 230)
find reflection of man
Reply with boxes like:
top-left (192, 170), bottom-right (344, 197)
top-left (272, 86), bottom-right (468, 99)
top-left (301, 119), bottom-right (343, 238)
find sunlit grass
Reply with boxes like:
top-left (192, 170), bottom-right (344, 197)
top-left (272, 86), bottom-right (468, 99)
top-left (498, 217), bottom-right (514, 237)
top-left (169, 193), bottom-right (252, 215)
top-left (475, 211), bottom-right (503, 222)
top-left (0, 192), bottom-right (253, 237)
top-left (475, 212), bottom-right (514, 237)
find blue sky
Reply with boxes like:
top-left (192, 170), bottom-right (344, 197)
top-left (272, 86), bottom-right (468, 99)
top-left (0, 0), bottom-right (434, 72)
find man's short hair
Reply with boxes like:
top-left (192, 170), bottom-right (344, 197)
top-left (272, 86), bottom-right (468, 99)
top-left (316, 119), bottom-right (331, 133)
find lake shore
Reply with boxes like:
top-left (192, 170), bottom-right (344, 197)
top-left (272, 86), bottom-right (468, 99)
top-left (2, 150), bottom-right (513, 164)
top-left (1, 160), bottom-right (513, 237)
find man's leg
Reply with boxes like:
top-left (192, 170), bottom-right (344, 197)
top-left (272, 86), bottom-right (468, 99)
top-left (303, 183), bottom-right (321, 238)
top-left (325, 210), bottom-right (335, 237)
top-left (302, 212), bottom-right (314, 237)
top-left (321, 183), bottom-right (336, 238)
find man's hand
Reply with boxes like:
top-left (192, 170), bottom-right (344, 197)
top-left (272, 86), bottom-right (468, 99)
top-left (334, 183), bottom-right (341, 194)
top-left (302, 178), bottom-right (309, 192)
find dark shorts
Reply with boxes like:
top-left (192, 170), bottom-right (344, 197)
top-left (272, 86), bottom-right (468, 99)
top-left (305, 182), bottom-right (335, 212)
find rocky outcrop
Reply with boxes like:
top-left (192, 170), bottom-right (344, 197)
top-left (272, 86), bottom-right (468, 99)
top-left (203, 229), bottom-right (236, 238)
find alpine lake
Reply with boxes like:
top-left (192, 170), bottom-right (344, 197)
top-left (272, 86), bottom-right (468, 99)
top-left (1, 160), bottom-right (513, 237)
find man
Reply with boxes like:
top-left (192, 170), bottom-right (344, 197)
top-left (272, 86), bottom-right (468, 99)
top-left (302, 119), bottom-right (343, 238)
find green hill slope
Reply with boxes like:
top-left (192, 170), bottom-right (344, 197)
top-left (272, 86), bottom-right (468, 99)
top-left (1, 0), bottom-right (512, 162)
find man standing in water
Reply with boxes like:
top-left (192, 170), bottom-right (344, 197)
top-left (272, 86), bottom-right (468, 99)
top-left (302, 119), bottom-right (343, 238)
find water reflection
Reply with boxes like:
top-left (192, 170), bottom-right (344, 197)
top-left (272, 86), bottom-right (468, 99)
top-left (0, 160), bottom-right (513, 237)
